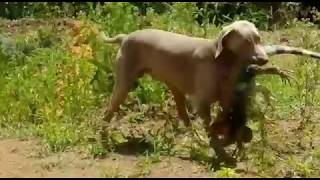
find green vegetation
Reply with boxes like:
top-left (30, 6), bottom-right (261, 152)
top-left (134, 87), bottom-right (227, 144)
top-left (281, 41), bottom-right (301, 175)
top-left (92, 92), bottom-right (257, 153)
top-left (1, 2), bottom-right (320, 177)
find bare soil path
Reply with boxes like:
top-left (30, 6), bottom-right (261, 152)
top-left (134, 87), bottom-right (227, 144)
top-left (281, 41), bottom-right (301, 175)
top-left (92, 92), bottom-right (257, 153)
top-left (0, 138), bottom-right (214, 178)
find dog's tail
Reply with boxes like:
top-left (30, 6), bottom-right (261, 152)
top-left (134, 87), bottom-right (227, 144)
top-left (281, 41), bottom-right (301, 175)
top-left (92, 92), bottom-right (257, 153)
top-left (265, 45), bottom-right (320, 60)
top-left (99, 32), bottom-right (127, 44)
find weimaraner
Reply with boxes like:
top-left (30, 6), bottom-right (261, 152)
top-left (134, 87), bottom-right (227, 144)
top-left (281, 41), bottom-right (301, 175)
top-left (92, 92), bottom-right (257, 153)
top-left (99, 20), bottom-right (270, 163)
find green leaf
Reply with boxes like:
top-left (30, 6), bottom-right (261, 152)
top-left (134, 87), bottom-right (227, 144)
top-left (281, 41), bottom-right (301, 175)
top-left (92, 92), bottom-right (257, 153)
top-left (110, 131), bottom-right (128, 144)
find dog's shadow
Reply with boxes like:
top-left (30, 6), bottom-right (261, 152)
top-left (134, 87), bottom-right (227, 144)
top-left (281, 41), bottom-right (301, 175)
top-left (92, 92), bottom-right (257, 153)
top-left (100, 132), bottom-right (236, 170)
top-left (112, 137), bottom-right (154, 155)
top-left (179, 154), bottom-right (237, 171)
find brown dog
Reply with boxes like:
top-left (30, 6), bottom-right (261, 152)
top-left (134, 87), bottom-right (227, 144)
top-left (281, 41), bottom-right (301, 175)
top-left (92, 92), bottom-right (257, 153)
top-left (100, 20), bottom-right (269, 163)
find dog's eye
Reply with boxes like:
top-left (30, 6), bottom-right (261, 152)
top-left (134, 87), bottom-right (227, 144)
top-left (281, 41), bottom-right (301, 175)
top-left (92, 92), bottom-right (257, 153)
top-left (244, 38), bottom-right (251, 44)
top-left (245, 38), bottom-right (254, 47)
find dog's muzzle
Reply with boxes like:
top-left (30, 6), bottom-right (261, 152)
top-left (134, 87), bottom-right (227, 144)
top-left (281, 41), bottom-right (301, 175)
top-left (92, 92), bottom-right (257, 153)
top-left (250, 56), bottom-right (269, 65)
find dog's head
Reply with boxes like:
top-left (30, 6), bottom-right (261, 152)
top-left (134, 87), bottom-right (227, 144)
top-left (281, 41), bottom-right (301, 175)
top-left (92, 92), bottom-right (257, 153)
top-left (215, 20), bottom-right (268, 65)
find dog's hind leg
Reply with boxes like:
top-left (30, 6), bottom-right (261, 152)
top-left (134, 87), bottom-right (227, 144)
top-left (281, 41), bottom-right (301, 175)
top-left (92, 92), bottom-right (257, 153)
top-left (103, 55), bottom-right (140, 124)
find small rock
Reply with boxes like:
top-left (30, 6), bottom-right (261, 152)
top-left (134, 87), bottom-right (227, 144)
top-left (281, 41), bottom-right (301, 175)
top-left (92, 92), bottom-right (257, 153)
top-left (10, 148), bottom-right (18, 153)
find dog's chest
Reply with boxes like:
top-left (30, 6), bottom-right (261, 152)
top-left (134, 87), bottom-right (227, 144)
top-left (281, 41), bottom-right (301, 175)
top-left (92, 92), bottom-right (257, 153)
top-left (214, 63), bottom-right (242, 97)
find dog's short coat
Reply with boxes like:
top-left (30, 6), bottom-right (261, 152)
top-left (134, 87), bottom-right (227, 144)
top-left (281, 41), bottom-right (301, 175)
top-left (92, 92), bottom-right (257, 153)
top-left (99, 20), bottom-right (269, 163)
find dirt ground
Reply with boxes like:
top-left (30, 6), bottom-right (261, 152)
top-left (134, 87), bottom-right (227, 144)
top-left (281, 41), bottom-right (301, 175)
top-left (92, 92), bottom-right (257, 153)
top-left (1, 117), bottom-right (319, 178)
top-left (0, 138), bottom-right (216, 178)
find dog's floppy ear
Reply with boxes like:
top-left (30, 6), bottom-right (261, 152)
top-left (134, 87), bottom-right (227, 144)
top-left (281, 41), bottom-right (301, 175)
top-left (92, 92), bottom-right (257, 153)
top-left (214, 29), bottom-right (240, 59)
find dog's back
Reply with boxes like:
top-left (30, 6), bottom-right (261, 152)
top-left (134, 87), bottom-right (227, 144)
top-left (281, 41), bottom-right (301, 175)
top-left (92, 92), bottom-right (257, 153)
top-left (123, 29), bottom-right (212, 55)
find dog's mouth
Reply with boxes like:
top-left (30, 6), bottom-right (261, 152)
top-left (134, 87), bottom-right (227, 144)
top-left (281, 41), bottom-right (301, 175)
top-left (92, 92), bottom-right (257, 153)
top-left (249, 56), bottom-right (269, 65)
